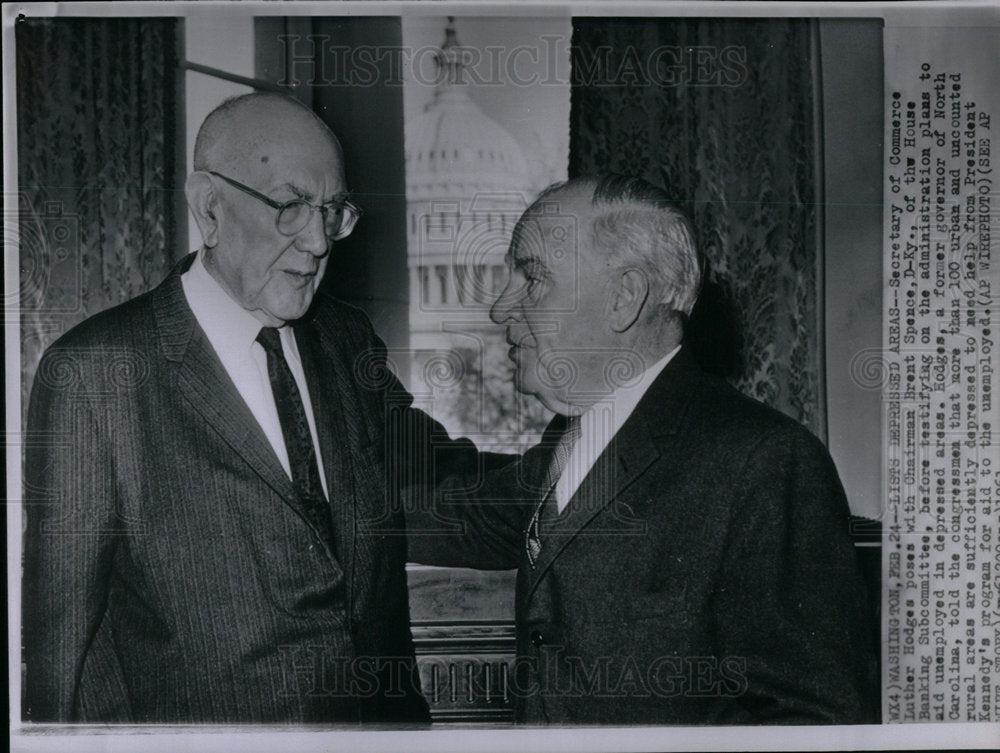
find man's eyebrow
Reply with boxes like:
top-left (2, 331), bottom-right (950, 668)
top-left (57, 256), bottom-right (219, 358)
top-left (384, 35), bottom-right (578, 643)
top-left (277, 182), bottom-right (349, 204)
top-left (512, 254), bottom-right (544, 272)
top-left (269, 182), bottom-right (313, 201)
top-left (273, 182), bottom-right (313, 201)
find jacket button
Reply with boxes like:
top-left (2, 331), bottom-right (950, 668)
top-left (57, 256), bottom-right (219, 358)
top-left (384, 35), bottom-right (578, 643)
top-left (530, 630), bottom-right (544, 647)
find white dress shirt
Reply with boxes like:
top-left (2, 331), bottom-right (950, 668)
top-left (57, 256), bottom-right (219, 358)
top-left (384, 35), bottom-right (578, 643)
top-left (554, 345), bottom-right (680, 513)
top-left (181, 250), bottom-right (329, 498)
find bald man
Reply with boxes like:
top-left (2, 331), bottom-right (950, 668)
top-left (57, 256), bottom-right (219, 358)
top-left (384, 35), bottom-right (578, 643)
top-left (23, 93), bottom-right (490, 724)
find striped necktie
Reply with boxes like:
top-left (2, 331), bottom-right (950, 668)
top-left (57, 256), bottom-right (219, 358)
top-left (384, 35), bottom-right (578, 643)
top-left (525, 415), bottom-right (581, 568)
top-left (256, 326), bottom-right (336, 555)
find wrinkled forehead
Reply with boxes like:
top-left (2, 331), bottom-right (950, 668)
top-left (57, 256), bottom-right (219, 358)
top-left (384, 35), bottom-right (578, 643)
top-left (230, 111), bottom-right (345, 191)
top-left (510, 189), bottom-right (593, 264)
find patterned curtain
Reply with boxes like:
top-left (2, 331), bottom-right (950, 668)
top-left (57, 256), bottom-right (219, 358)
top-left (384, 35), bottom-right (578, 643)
top-left (16, 18), bottom-right (179, 413)
top-left (570, 18), bottom-right (824, 436)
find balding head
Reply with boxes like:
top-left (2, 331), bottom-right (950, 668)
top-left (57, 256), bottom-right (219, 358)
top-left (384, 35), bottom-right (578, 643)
top-left (193, 92), bottom-right (342, 181)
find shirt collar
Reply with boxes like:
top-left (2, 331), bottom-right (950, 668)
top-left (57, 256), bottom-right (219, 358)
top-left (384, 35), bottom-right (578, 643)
top-left (578, 344), bottom-right (681, 440)
top-left (182, 248), bottom-right (271, 359)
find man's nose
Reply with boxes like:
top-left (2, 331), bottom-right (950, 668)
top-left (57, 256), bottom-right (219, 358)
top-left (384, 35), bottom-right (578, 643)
top-left (489, 279), bottom-right (522, 325)
top-left (295, 208), bottom-right (329, 256)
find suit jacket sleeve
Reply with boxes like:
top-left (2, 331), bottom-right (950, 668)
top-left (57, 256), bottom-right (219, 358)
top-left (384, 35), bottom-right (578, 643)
top-left (403, 448), bottom-right (543, 570)
top-left (713, 426), bottom-right (880, 724)
top-left (23, 346), bottom-right (129, 721)
top-left (340, 306), bottom-right (524, 569)
top-left (403, 415), bottom-right (570, 570)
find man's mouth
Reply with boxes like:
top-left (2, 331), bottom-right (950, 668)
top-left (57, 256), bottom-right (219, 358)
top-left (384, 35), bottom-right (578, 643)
top-left (283, 270), bottom-right (317, 286)
top-left (506, 331), bottom-right (533, 361)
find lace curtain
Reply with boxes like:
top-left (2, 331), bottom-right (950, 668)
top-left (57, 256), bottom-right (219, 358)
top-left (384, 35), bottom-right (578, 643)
top-left (569, 18), bottom-right (824, 436)
top-left (16, 18), bottom-right (179, 413)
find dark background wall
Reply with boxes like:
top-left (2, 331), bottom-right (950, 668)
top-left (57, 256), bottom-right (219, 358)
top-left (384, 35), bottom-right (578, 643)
top-left (820, 19), bottom-right (884, 521)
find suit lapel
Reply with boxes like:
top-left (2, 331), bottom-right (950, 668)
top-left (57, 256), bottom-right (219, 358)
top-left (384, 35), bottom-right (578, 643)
top-left (524, 350), bottom-right (698, 599)
top-left (294, 318), bottom-right (356, 589)
top-left (151, 258), bottom-right (339, 565)
top-left (175, 332), bottom-right (299, 504)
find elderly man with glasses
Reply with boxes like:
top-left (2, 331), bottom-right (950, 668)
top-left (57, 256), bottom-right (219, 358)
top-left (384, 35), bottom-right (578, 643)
top-left (23, 92), bottom-right (492, 725)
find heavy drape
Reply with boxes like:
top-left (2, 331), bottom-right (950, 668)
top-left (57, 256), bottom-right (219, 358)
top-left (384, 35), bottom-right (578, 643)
top-left (16, 18), bottom-right (179, 411)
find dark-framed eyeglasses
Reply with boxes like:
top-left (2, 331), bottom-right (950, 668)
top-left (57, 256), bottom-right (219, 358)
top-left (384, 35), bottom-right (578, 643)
top-left (208, 170), bottom-right (362, 241)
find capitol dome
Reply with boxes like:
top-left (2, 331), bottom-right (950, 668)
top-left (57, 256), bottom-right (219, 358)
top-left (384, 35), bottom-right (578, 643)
top-left (405, 22), bottom-right (530, 200)
top-left (404, 18), bottom-right (540, 407)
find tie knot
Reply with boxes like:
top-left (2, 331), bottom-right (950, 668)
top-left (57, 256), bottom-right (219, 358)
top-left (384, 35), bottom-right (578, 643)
top-left (546, 414), bottom-right (581, 489)
top-left (562, 414), bottom-right (582, 446)
top-left (256, 326), bottom-right (283, 355)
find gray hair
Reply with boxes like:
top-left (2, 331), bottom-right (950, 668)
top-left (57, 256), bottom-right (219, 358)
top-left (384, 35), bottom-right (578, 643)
top-left (535, 174), bottom-right (701, 320)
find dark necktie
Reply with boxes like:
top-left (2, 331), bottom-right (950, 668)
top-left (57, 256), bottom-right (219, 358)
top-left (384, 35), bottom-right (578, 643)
top-left (525, 415), bottom-right (581, 568)
top-left (256, 326), bottom-right (336, 553)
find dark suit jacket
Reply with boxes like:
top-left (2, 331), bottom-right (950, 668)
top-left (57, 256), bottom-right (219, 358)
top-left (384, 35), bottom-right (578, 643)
top-left (407, 349), bottom-right (879, 724)
top-left (23, 254), bottom-right (485, 724)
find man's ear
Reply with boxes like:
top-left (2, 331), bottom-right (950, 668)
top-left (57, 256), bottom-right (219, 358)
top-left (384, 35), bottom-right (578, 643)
top-left (185, 172), bottom-right (220, 248)
top-left (607, 267), bottom-right (650, 333)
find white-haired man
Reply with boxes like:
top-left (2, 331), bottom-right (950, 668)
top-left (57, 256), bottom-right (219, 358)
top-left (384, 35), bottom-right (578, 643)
top-left (407, 173), bottom-right (878, 724)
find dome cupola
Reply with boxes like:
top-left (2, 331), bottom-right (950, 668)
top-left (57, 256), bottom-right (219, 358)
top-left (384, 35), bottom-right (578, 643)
top-left (405, 18), bottom-right (529, 199)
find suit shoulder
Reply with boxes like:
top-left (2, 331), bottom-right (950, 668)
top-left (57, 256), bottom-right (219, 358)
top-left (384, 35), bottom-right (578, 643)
top-left (674, 375), bottom-right (848, 526)
top-left (31, 289), bottom-right (162, 397)
top-left (39, 290), bottom-right (158, 359)
top-left (308, 293), bottom-right (378, 347)
top-left (683, 371), bottom-right (828, 459)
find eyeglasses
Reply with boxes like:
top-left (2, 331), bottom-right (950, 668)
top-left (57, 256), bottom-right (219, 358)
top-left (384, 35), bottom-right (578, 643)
top-left (208, 171), bottom-right (362, 241)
